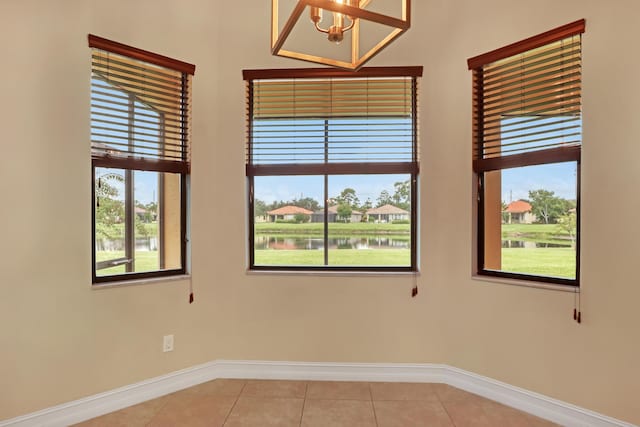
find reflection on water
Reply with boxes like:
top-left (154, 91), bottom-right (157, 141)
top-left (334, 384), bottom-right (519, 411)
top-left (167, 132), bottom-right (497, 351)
top-left (502, 240), bottom-right (570, 248)
top-left (255, 235), bottom-right (409, 250)
top-left (96, 237), bottom-right (158, 251)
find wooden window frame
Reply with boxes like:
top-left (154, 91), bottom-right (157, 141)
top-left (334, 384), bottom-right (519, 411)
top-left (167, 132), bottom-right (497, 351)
top-left (243, 66), bottom-right (422, 272)
top-left (89, 35), bottom-right (195, 284)
top-left (467, 20), bottom-right (585, 287)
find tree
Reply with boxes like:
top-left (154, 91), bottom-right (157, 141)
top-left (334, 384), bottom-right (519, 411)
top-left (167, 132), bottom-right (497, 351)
top-left (392, 180), bottom-right (411, 211)
top-left (360, 198), bottom-right (373, 222)
top-left (291, 196), bottom-right (321, 212)
top-left (376, 190), bottom-right (393, 207)
top-left (95, 197), bottom-right (124, 240)
top-left (557, 211), bottom-right (577, 247)
top-left (145, 201), bottom-right (158, 221)
top-left (135, 216), bottom-right (150, 237)
top-left (336, 203), bottom-right (352, 222)
top-left (254, 199), bottom-right (268, 218)
top-left (95, 172), bottom-right (124, 240)
top-left (501, 201), bottom-right (508, 223)
top-left (360, 197), bottom-right (373, 211)
top-left (528, 189), bottom-right (568, 224)
top-left (268, 200), bottom-right (288, 211)
top-left (335, 188), bottom-right (359, 209)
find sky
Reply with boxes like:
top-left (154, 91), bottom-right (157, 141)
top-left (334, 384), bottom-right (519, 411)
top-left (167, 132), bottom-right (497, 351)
top-left (102, 158), bottom-right (578, 207)
top-left (254, 174), bottom-right (410, 205)
top-left (497, 117), bottom-right (579, 202)
top-left (251, 162), bottom-right (577, 206)
top-left (107, 164), bottom-right (576, 208)
top-left (501, 162), bottom-right (577, 203)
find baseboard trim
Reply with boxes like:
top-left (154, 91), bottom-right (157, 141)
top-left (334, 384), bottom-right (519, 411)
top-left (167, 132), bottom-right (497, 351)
top-left (441, 366), bottom-right (635, 427)
top-left (214, 360), bottom-right (449, 383)
top-left (1, 360), bottom-right (634, 427)
top-left (0, 361), bottom-right (219, 427)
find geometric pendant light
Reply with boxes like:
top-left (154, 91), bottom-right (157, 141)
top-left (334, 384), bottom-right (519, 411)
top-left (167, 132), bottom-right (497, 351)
top-left (272, 0), bottom-right (411, 70)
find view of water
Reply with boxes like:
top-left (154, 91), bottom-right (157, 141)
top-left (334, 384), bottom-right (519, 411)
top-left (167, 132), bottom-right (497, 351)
top-left (96, 237), bottom-right (158, 252)
top-left (502, 240), bottom-right (571, 248)
top-left (254, 235), bottom-right (409, 250)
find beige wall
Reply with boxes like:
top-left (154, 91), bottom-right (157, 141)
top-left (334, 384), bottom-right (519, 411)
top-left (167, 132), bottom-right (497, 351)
top-left (1, 0), bottom-right (638, 424)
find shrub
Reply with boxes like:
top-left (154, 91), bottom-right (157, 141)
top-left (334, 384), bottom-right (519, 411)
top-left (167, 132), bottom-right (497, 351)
top-left (294, 213), bottom-right (311, 223)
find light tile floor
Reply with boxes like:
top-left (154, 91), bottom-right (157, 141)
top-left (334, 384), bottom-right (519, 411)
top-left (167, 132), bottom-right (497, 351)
top-left (74, 379), bottom-right (559, 426)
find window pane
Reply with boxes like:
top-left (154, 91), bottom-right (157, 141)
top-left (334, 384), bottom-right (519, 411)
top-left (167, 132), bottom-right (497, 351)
top-left (95, 167), bottom-right (127, 275)
top-left (253, 176), bottom-right (324, 266)
top-left (133, 170), bottom-right (160, 273)
top-left (327, 118), bottom-right (413, 163)
top-left (251, 116), bottom-right (413, 165)
top-left (252, 119), bottom-right (325, 165)
top-left (328, 174), bottom-right (411, 267)
top-left (95, 168), bottom-right (182, 277)
top-left (483, 162), bottom-right (578, 279)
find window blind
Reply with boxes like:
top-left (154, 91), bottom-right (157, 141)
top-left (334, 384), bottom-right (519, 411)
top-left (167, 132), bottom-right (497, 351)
top-left (88, 35), bottom-right (195, 174)
top-left (467, 20), bottom-right (585, 172)
top-left (243, 67), bottom-right (422, 176)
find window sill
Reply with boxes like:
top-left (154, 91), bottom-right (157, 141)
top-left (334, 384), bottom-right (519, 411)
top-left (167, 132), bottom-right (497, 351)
top-left (92, 274), bottom-right (191, 290)
top-left (472, 274), bottom-right (578, 293)
top-left (246, 269), bottom-right (419, 278)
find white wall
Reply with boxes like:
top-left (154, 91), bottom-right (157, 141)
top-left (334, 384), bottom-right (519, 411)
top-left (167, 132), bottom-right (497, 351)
top-left (0, 0), bottom-right (638, 424)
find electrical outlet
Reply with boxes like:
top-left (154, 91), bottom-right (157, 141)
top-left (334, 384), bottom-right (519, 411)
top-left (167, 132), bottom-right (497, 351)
top-left (163, 334), bottom-right (174, 352)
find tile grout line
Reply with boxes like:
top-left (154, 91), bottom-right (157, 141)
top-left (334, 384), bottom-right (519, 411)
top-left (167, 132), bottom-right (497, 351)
top-left (76, 379), bottom-right (552, 427)
top-left (143, 391), bottom-right (174, 427)
top-left (369, 382), bottom-right (380, 427)
top-left (221, 380), bottom-right (247, 427)
top-left (299, 381), bottom-right (309, 427)
top-left (433, 385), bottom-right (458, 427)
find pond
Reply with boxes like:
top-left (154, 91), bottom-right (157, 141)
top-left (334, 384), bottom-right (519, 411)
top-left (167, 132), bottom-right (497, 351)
top-left (502, 240), bottom-right (571, 248)
top-left (255, 234), bottom-right (410, 250)
top-left (96, 237), bottom-right (158, 252)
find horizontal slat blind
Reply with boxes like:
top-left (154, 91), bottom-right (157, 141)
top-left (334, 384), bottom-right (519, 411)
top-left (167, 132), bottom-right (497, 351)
top-left (246, 72), bottom-right (419, 176)
top-left (90, 46), bottom-right (193, 174)
top-left (470, 30), bottom-right (583, 172)
top-left (252, 79), bottom-right (413, 118)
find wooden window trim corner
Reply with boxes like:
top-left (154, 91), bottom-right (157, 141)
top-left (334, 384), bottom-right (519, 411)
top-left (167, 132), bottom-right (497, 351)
top-left (467, 19), bottom-right (585, 70)
top-left (88, 34), bottom-right (196, 75)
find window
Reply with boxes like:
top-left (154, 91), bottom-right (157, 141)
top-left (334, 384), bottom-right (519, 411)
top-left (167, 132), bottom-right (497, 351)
top-left (243, 67), bottom-right (422, 271)
top-left (467, 20), bottom-right (585, 286)
top-left (89, 35), bottom-right (195, 283)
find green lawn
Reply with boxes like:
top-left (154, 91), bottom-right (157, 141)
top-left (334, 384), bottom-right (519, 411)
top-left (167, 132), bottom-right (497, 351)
top-left (254, 249), bottom-right (410, 266)
top-left (502, 223), bottom-right (565, 234)
top-left (254, 246), bottom-right (574, 277)
top-left (95, 251), bottom-right (160, 276)
top-left (501, 247), bottom-right (575, 278)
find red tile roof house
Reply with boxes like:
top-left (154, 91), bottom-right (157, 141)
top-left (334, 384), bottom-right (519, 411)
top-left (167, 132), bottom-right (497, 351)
top-left (134, 206), bottom-right (149, 221)
top-left (311, 205), bottom-right (363, 223)
top-left (266, 205), bottom-right (313, 222)
top-left (504, 200), bottom-right (536, 224)
top-left (366, 204), bottom-right (409, 223)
